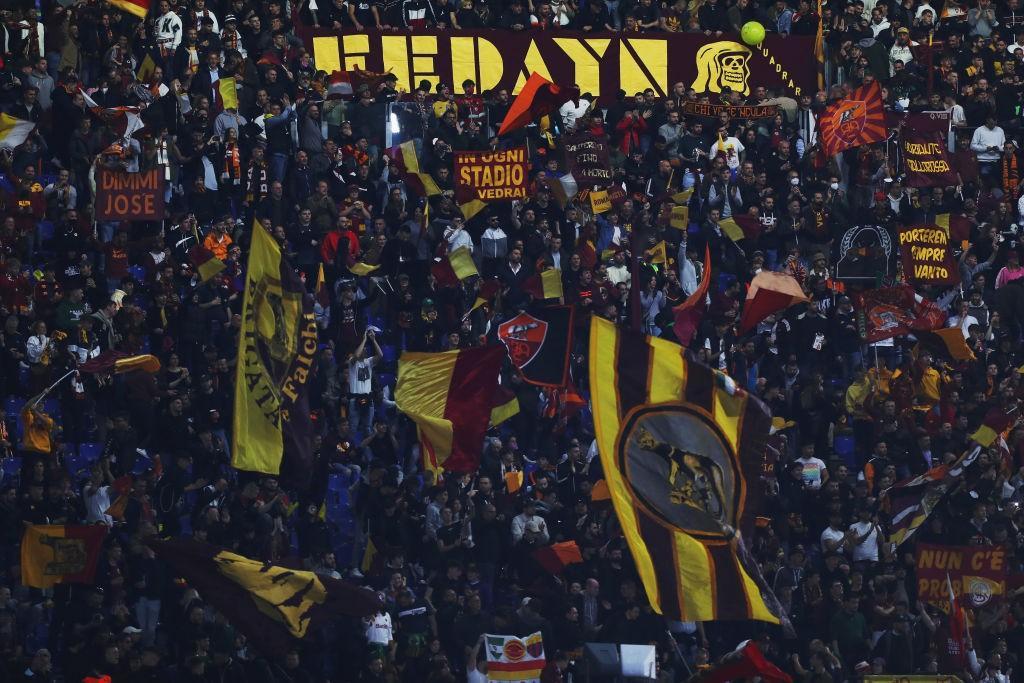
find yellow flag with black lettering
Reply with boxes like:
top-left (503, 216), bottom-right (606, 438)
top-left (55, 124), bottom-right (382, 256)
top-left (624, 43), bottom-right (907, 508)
top-left (588, 316), bottom-right (787, 626)
top-left (233, 222), bottom-right (318, 488)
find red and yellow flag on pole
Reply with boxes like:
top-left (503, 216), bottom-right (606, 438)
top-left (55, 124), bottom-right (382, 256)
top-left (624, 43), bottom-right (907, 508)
top-left (395, 346), bottom-right (503, 473)
top-left (21, 525), bottom-right (107, 588)
top-left (108, 0), bottom-right (150, 18)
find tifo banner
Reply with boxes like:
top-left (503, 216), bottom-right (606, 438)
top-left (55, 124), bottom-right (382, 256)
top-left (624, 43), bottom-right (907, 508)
top-left (903, 130), bottom-right (958, 188)
top-left (95, 169), bottom-right (165, 221)
top-left (484, 632), bottom-right (546, 682)
top-left (301, 30), bottom-right (817, 103)
top-left (682, 101), bottom-right (780, 119)
top-left (563, 131), bottom-right (612, 186)
top-left (915, 543), bottom-right (1007, 609)
top-left (898, 225), bottom-right (959, 286)
top-left (454, 148), bottom-right (529, 203)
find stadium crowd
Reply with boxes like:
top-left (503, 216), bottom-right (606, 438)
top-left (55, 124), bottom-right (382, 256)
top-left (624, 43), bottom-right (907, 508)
top-left (2, 0), bottom-right (1024, 681)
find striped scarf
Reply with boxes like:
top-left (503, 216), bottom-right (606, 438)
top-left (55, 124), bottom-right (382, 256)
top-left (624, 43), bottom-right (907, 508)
top-left (1003, 152), bottom-right (1019, 199)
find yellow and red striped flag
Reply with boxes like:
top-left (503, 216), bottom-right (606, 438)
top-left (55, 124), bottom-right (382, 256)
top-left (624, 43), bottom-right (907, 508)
top-left (395, 346), bottom-right (503, 473)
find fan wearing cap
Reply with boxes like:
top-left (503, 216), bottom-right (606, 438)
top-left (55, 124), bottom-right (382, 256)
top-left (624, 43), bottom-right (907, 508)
top-left (220, 13), bottom-right (246, 58)
top-left (889, 26), bottom-right (915, 76)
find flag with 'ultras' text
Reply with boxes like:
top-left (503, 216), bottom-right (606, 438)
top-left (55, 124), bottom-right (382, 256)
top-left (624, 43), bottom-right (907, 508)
top-left (148, 538), bottom-right (383, 656)
top-left (485, 632), bottom-right (546, 682)
top-left (233, 222), bottom-right (317, 489)
top-left (21, 525), bottom-right (107, 588)
top-left (588, 317), bottom-right (787, 625)
top-left (498, 305), bottom-right (573, 387)
top-left (395, 346), bottom-right (503, 473)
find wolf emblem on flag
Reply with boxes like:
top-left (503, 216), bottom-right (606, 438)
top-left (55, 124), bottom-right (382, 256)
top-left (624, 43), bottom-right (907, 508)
top-left (818, 80), bottom-right (886, 156)
top-left (498, 313), bottom-right (548, 367)
top-left (622, 405), bottom-right (737, 537)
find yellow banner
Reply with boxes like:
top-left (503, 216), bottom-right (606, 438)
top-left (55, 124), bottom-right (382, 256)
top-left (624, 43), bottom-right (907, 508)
top-left (233, 223), bottom-right (318, 477)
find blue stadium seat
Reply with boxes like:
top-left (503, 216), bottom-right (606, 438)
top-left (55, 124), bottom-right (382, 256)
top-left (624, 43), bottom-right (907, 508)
top-left (38, 221), bottom-right (55, 242)
top-left (381, 345), bottom-right (398, 365)
top-left (77, 442), bottom-right (103, 464)
top-left (2, 456), bottom-right (22, 481)
top-left (43, 399), bottom-right (60, 418)
top-left (4, 396), bottom-right (25, 417)
top-left (129, 265), bottom-right (147, 282)
top-left (834, 434), bottom-right (856, 467)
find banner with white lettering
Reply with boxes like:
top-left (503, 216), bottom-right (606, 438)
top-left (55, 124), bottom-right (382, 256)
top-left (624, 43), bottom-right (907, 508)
top-left (95, 169), bottom-right (165, 221)
top-left (902, 130), bottom-right (958, 188)
top-left (563, 131), bottom-right (612, 187)
top-left (454, 148), bottom-right (529, 203)
top-left (898, 225), bottom-right (960, 286)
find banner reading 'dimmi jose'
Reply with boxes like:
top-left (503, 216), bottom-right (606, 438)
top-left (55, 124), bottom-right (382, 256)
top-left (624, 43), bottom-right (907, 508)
top-left (300, 29), bottom-right (816, 104)
top-left (95, 169), bottom-right (165, 221)
top-left (898, 225), bottom-right (960, 286)
top-left (454, 148), bottom-right (529, 203)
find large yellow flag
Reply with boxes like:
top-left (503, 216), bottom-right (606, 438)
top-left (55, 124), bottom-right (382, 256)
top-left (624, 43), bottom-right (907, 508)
top-left (233, 223), bottom-right (318, 488)
top-left (588, 316), bottom-right (786, 625)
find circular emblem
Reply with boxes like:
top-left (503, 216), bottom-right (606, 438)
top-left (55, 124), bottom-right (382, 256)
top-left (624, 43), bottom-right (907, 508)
top-left (503, 639), bottom-right (526, 662)
top-left (966, 577), bottom-right (992, 607)
top-left (616, 403), bottom-right (741, 539)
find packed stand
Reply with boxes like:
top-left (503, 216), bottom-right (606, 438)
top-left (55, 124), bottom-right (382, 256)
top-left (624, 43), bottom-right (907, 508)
top-left (1, 0), bottom-right (1024, 681)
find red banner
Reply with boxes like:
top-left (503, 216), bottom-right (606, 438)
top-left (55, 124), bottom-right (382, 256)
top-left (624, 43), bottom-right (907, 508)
top-left (301, 30), bottom-right (817, 104)
top-left (915, 543), bottom-right (1007, 610)
top-left (95, 169), bottom-right (165, 221)
top-left (903, 130), bottom-right (959, 188)
top-left (454, 148), bottom-right (529, 203)
top-left (898, 225), bottom-right (960, 286)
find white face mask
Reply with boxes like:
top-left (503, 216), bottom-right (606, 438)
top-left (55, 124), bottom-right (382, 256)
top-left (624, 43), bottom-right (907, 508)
top-left (830, 182), bottom-right (840, 191)
top-left (790, 177), bottom-right (800, 186)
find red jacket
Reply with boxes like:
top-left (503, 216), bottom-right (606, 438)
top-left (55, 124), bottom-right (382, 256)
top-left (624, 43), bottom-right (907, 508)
top-left (320, 228), bottom-right (359, 267)
top-left (615, 114), bottom-right (647, 155)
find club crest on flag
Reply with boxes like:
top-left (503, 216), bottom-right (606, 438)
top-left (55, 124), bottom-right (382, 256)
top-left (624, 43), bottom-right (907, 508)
top-left (526, 633), bottom-right (544, 658)
top-left (503, 637), bottom-right (527, 662)
top-left (40, 534), bottom-right (90, 576)
top-left (618, 404), bottom-right (740, 538)
top-left (835, 100), bottom-right (867, 145)
top-left (965, 575), bottom-right (999, 607)
top-left (866, 304), bottom-right (905, 336)
top-left (498, 312), bottom-right (549, 367)
top-left (248, 275), bottom-right (306, 392)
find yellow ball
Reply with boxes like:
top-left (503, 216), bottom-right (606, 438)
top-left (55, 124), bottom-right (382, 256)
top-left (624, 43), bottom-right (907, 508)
top-left (741, 21), bottom-right (766, 46)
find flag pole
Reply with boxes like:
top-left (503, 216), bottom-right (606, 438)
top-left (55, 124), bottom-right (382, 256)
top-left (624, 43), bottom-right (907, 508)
top-left (29, 369), bottom-right (77, 408)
